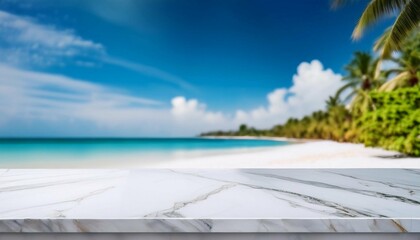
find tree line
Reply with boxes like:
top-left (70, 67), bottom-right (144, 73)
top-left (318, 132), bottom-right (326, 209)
top-left (201, 0), bottom-right (420, 156)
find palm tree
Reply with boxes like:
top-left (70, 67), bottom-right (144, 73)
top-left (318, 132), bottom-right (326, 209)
top-left (325, 94), bottom-right (342, 110)
top-left (336, 52), bottom-right (383, 114)
top-left (380, 31), bottom-right (420, 91)
top-left (332, 0), bottom-right (420, 58)
top-left (324, 95), bottom-right (352, 141)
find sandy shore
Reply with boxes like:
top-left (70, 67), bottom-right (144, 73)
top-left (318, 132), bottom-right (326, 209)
top-left (153, 139), bottom-right (420, 168)
top-left (3, 138), bottom-right (418, 169)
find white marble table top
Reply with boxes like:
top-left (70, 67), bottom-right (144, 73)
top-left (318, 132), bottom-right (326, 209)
top-left (0, 169), bottom-right (419, 232)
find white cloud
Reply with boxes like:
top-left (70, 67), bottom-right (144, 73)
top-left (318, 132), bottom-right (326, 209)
top-left (104, 57), bottom-right (195, 91)
top-left (0, 9), bottom-right (193, 90)
top-left (83, 0), bottom-right (141, 27)
top-left (233, 60), bottom-right (343, 128)
top-left (0, 64), bottom-right (218, 136)
top-left (171, 96), bottom-right (227, 123)
top-left (0, 60), bottom-right (342, 136)
top-left (0, 64), bottom-right (161, 127)
top-left (0, 10), bottom-right (104, 66)
top-left (287, 60), bottom-right (344, 115)
top-left (170, 96), bottom-right (231, 134)
top-left (171, 97), bottom-right (204, 117)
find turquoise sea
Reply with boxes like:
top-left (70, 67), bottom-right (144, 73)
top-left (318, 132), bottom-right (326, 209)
top-left (0, 138), bottom-right (288, 168)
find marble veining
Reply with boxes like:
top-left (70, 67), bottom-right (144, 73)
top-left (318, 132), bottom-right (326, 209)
top-left (0, 169), bottom-right (419, 232)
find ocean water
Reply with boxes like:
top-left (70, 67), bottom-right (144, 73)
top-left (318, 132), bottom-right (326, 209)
top-left (0, 138), bottom-right (288, 168)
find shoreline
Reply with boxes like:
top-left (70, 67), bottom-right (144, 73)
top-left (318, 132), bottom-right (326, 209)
top-left (199, 135), bottom-right (314, 143)
top-left (153, 139), bottom-right (420, 169)
top-left (0, 137), bottom-right (418, 168)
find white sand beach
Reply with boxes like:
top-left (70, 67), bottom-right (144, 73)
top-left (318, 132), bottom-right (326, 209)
top-left (2, 138), bottom-right (418, 169)
top-left (152, 139), bottom-right (420, 169)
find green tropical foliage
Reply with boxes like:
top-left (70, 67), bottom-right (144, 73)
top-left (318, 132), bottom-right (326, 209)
top-left (337, 52), bottom-right (383, 115)
top-left (357, 87), bottom-right (420, 156)
top-left (202, 88), bottom-right (420, 156)
top-left (202, 6), bottom-right (420, 156)
top-left (326, 95), bottom-right (342, 109)
top-left (332, 0), bottom-right (420, 57)
top-left (271, 106), bottom-right (353, 142)
top-left (380, 31), bottom-right (420, 91)
top-left (237, 124), bottom-right (260, 136)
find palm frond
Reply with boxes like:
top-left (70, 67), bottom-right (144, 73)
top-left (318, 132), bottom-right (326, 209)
top-left (374, 27), bottom-right (392, 52)
top-left (372, 57), bottom-right (382, 79)
top-left (350, 89), bottom-right (376, 114)
top-left (383, 68), bottom-right (404, 77)
top-left (352, 0), bottom-right (407, 39)
top-left (379, 71), bottom-right (410, 91)
top-left (336, 81), bottom-right (358, 98)
top-left (344, 88), bottom-right (358, 102)
top-left (380, 0), bottom-right (420, 57)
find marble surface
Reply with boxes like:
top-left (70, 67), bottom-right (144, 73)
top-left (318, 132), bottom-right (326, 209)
top-left (0, 169), bottom-right (419, 232)
top-left (1, 233), bottom-right (420, 240)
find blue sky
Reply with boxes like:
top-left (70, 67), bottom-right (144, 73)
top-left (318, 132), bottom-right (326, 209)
top-left (0, 0), bottom-right (391, 136)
